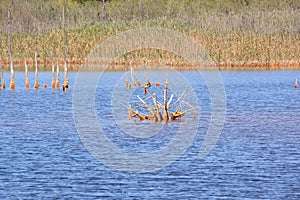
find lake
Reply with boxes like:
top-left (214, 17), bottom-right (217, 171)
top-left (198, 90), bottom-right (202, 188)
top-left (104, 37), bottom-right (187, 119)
top-left (0, 70), bottom-right (299, 199)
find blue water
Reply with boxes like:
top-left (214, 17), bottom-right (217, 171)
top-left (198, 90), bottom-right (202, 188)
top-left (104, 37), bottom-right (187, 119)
top-left (0, 71), bottom-right (299, 199)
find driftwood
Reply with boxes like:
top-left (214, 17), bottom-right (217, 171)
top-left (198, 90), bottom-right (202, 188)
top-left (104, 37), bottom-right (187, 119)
top-left (128, 106), bottom-right (152, 121)
top-left (152, 93), bottom-right (163, 121)
top-left (137, 95), bottom-right (155, 117)
top-left (127, 68), bottom-right (197, 122)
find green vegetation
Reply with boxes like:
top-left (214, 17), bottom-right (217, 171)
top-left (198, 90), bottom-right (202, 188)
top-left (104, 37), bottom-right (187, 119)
top-left (0, 0), bottom-right (300, 69)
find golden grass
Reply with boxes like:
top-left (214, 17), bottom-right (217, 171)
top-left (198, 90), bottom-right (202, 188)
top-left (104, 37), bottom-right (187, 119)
top-left (0, 20), bottom-right (300, 70)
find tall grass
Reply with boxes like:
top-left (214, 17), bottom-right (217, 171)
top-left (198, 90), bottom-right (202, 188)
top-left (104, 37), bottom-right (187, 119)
top-left (0, 0), bottom-right (300, 69)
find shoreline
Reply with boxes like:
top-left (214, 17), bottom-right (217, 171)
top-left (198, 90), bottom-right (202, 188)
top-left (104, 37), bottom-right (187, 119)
top-left (1, 59), bottom-right (300, 71)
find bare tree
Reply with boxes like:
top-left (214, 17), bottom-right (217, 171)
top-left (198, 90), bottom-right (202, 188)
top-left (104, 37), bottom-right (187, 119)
top-left (63, 1), bottom-right (68, 91)
top-left (0, 63), bottom-right (5, 90)
top-left (34, 50), bottom-right (39, 89)
top-left (25, 61), bottom-right (29, 89)
top-left (127, 68), bottom-right (197, 122)
top-left (8, 8), bottom-right (15, 89)
top-left (55, 49), bottom-right (60, 88)
top-left (51, 51), bottom-right (55, 88)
